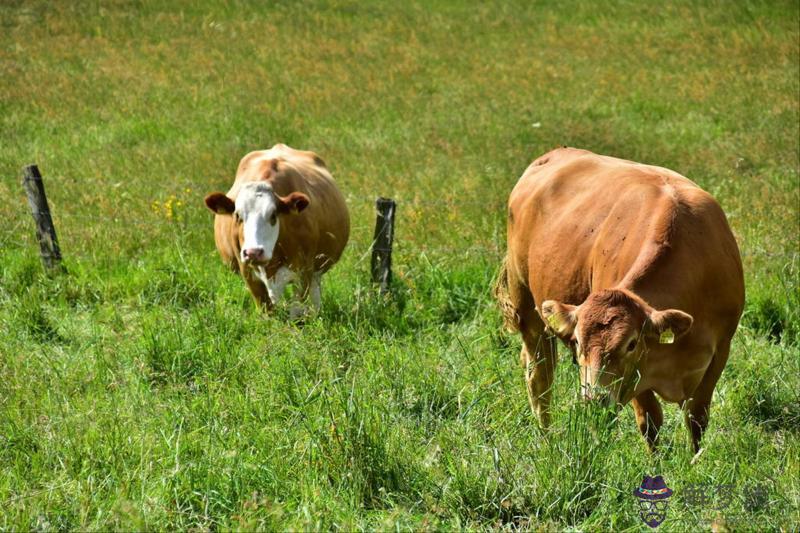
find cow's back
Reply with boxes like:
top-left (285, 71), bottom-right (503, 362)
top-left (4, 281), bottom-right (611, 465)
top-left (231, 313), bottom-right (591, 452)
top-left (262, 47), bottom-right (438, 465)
top-left (508, 148), bottom-right (678, 303)
top-left (270, 155), bottom-right (350, 273)
top-left (507, 148), bottom-right (743, 344)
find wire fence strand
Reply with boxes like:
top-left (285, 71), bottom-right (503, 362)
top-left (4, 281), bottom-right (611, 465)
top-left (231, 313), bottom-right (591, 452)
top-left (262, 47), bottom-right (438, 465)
top-left (2, 206), bottom-right (797, 261)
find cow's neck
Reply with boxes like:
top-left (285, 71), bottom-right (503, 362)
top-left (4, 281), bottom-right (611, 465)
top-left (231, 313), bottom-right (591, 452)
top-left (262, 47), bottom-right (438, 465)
top-left (594, 197), bottom-right (679, 307)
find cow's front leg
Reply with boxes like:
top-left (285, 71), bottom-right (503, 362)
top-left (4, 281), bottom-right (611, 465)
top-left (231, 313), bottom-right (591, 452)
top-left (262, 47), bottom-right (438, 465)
top-left (632, 390), bottom-right (663, 451)
top-left (242, 266), bottom-right (272, 310)
top-left (258, 267), bottom-right (294, 305)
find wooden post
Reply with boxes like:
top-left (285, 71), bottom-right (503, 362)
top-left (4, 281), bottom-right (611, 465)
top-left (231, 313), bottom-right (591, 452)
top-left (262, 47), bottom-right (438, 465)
top-left (22, 164), bottom-right (64, 272)
top-left (371, 197), bottom-right (396, 292)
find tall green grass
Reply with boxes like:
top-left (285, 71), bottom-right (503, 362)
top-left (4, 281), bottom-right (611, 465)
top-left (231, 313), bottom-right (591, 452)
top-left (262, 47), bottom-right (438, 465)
top-left (1, 0), bottom-right (798, 529)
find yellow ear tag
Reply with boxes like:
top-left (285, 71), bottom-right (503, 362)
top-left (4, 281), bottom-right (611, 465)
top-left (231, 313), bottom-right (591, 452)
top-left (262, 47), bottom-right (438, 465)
top-left (547, 314), bottom-right (563, 331)
top-left (659, 328), bottom-right (675, 344)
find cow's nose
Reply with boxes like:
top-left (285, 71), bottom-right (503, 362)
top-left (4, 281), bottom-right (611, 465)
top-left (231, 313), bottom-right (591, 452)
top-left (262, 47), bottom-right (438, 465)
top-left (242, 247), bottom-right (265, 262)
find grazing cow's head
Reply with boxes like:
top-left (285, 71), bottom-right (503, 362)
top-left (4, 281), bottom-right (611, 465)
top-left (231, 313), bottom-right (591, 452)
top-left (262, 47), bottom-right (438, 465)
top-left (204, 182), bottom-right (309, 265)
top-left (541, 289), bottom-right (693, 404)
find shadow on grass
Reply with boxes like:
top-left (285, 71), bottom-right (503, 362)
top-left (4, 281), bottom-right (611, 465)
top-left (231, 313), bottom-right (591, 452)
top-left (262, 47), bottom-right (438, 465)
top-left (746, 388), bottom-right (800, 433)
top-left (320, 260), bottom-right (497, 336)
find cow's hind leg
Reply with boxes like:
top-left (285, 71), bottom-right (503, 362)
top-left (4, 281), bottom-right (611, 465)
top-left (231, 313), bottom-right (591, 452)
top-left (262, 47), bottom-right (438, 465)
top-left (494, 256), bottom-right (558, 426)
top-left (632, 390), bottom-right (663, 451)
top-left (683, 340), bottom-right (730, 452)
top-left (510, 279), bottom-right (557, 427)
top-left (521, 327), bottom-right (558, 427)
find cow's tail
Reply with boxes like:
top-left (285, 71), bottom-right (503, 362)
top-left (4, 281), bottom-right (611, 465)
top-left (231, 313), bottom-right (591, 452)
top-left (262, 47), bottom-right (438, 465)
top-left (493, 255), bottom-right (521, 333)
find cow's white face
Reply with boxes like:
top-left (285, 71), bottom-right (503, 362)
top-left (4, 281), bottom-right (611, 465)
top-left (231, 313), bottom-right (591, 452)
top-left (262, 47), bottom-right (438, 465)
top-left (235, 182), bottom-right (280, 265)
top-left (204, 183), bottom-right (310, 266)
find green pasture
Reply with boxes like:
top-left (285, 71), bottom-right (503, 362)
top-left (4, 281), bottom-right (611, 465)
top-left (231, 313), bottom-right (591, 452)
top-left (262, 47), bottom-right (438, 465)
top-left (1, 1), bottom-right (798, 530)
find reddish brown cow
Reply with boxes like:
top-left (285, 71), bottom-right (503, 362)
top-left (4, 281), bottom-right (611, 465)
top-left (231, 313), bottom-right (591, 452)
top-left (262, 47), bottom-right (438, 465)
top-left (496, 147), bottom-right (744, 451)
top-left (205, 144), bottom-right (349, 316)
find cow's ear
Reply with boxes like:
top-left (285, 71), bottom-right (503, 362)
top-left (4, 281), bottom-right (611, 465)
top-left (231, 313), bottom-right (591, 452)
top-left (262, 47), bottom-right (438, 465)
top-left (541, 300), bottom-right (578, 338)
top-left (277, 192), bottom-right (310, 214)
top-left (205, 192), bottom-right (235, 215)
top-left (646, 309), bottom-right (693, 344)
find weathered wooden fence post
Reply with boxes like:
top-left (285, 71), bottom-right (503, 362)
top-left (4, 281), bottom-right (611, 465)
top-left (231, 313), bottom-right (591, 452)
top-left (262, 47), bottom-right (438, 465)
top-left (371, 197), bottom-right (396, 293)
top-left (22, 164), bottom-right (65, 272)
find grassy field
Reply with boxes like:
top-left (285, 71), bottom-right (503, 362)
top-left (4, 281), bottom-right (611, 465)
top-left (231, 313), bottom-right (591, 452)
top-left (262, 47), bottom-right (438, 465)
top-left (1, 0), bottom-right (798, 530)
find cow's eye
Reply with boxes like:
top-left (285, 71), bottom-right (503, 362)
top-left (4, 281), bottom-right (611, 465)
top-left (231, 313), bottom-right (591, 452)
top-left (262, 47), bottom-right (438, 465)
top-left (626, 339), bottom-right (637, 352)
top-left (233, 211), bottom-right (241, 223)
top-left (270, 214), bottom-right (277, 226)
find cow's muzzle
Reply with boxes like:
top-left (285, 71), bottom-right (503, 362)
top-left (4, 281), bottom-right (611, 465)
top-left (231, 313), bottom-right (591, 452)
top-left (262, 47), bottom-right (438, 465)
top-left (242, 247), bottom-right (268, 264)
top-left (581, 383), bottom-right (616, 408)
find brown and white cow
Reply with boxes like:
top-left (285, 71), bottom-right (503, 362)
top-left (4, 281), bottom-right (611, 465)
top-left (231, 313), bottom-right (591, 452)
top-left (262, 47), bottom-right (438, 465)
top-left (204, 144), bottom-right (349, 315)
top-left (496, 147), bottom-right (744, 451)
